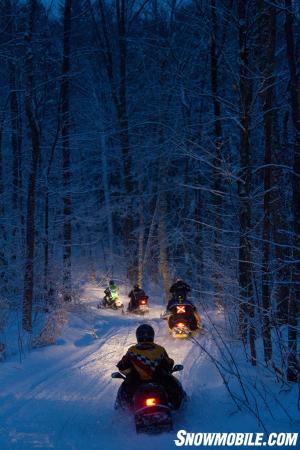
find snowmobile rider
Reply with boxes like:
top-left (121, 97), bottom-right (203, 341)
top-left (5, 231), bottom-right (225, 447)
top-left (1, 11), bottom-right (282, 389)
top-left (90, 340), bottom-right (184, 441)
top-left (116, 324), bottom-right (185, 409)
top-left (127, 284), bottom-right (148, 312)
top-left (103, 280), bottom-right (119, 306)
top-left (167, 278), bottom-right (191, 310)
top-left (167, 279), bottom-right (201, 330)
top-left (170, 278), bottom-right (191, 299)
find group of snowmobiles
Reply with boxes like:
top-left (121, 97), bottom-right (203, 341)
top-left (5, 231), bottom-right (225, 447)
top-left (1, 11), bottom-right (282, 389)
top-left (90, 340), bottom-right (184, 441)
top-left (104, 278), bottom-right (202, 434)
top-left (98, 279), bottom-right (201, 339)
top-left (97, 280), bottom-right (150, 315)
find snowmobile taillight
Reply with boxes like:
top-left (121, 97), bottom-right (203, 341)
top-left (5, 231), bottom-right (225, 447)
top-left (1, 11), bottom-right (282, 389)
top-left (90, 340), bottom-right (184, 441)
top-left (140, 299), bottom-right (147, 305)
top-left (176, 322), bottom-right (185, 328)
top-left (145, 397), bottom-right (157, 407)
top-left (176, 305), bottom-right (186, 314)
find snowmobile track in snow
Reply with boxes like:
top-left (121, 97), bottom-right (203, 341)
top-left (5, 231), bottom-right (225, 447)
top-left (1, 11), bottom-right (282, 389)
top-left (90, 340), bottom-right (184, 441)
top-left (1, 283), bottom-right (296, 450)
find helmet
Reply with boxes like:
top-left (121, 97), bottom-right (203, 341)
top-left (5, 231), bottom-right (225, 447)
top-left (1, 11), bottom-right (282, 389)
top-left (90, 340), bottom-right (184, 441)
top-left (176, 278), bottom-right (182, 283)
top-left (109, 280), bottom-right (115, 286)
top-left (136, 324), bottom-right (154, 343)
top-left (134, 283), bottom-right (140, 290)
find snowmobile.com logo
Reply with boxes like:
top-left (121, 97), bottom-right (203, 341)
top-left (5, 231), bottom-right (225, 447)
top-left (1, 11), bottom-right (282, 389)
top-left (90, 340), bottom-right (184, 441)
top-left (174, 431), bottom-right (298, 447)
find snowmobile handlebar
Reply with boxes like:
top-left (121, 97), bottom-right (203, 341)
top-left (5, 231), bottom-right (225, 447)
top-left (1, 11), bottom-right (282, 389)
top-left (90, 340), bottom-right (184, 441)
top-left (111, 372), bottom-right (126, 380)
top-left (172, 364), bottom-right (184, 373)
top-left (111, 364), bottom-right (183, 380)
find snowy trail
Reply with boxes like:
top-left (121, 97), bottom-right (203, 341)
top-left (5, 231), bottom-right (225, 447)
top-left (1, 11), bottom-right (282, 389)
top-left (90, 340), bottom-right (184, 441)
top-left (1, 284), bottom-right (206, 450)
top-left (0, 284), bottom-right (296, 450)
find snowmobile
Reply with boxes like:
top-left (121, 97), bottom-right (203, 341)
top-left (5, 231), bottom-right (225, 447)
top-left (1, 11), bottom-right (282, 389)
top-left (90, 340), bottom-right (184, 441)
top-left (112, 364), bottom-right (184, 433)
top-left (128, 296), bottom-right (150, 315)
top-left (165, 303), bottom-right (201, 338)
top-left (97, 293), bottom-right (124, 311)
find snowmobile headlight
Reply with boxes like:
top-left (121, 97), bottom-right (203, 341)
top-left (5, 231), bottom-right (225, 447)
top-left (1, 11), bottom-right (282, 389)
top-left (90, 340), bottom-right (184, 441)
top-left (145, 397), bottom-right (157, 407)
top-left (176, 322), bottom-right (185, 328)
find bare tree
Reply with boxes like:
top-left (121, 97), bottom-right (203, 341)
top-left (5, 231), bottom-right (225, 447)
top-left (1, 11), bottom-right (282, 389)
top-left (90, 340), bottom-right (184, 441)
top-left (284, 0), bottom-right (299, 382)
top-left (237, 0), bottom-right (256, 365)
top-left (6, 0), bottom-right (22, 214)
top-left (257, 0), bottom-right (276, 364)
top-left (22, 0), bottom-right (40, 332)
top-left (210, 0), bottom-right (224, 308)
top-left (61, 0), bottom-right (72, 302)
top-left (88, 0), bottom-right (135, 280)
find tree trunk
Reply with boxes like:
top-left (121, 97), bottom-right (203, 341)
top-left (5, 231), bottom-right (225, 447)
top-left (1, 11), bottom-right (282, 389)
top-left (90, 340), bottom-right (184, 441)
top-left (258, 0), bottom-right (276, 364)
top-left (0, 97), bottom-right (8, 217)
top-left (101, 133), bottom-right (114, 271)
top-left (137, 179), bottom-right (145, 287)
top-left (116, 0), bottom-right (135, 281)
top-left (158, 190), bottom-right (171, 302)
top-left (22, 0), bottom-right (40, 332)
top-left (237, 0), bottom-right (256, 365)
top-left (0, 97), bottom-right (9, 276)
top-left (44, 114), bottom-right (60, 299)
top-left (61, 0), bottom-right (72, 302)
top-left (210, 0), bottom-right (223, 308)
top-left (194, 168), bottom-right (204, 289)
top-left (6, 0), bottom-right (22, 213)
top-left (284, 0), bottom-right (299, 382)
top-left (272, 112), bottom-right (291, 324)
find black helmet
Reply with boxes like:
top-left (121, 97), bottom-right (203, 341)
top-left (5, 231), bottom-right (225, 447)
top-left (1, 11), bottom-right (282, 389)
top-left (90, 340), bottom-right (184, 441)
top-left (109, 280), bottom-right (115, 286)
top-left (176, 278), bottom-right (182, 283)
top-left (136, 324), bottom-right (154, 343)
top-left (134, 283), bottom-right (140, 290)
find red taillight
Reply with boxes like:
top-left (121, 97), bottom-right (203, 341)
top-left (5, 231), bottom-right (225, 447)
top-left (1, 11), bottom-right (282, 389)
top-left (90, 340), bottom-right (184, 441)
top-left (145, 397), bottom-right (157, 407)
top-left (176, 305), bottom-right (186, 314)
top-left (176, 322), bottom-right (185, 328)
top-left (140, 299), bottom-right (147, 305)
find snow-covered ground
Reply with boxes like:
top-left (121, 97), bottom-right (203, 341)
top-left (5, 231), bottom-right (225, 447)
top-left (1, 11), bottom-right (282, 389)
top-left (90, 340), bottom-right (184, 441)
top-left (0, 284), bottom-right (298, 450)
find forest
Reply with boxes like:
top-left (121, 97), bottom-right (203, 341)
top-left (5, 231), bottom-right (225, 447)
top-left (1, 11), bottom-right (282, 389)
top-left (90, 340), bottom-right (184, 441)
top-left (0, 0), bottom-right (299, 388)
